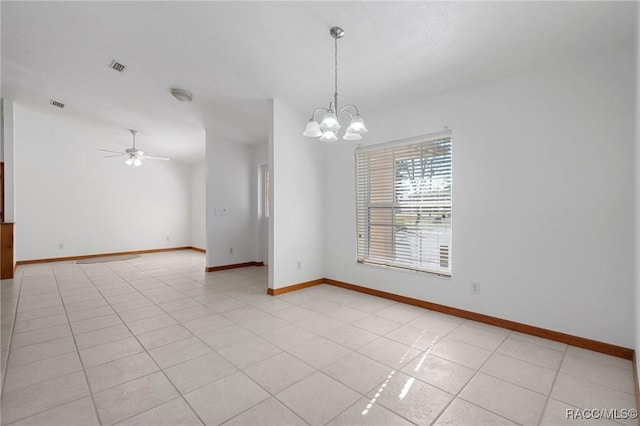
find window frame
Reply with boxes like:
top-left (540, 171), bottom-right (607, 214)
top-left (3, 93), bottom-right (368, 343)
top-left (355, 130), bottom-right (453, 277)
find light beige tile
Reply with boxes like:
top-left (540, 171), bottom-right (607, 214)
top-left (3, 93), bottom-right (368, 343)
top-left (540, 398), bottom-right (621, 426)
top-left (560, 352), bottom-right (634, 393)
top-left (7, 336), bottom-right (76, 368)
top-left (289, 336), bottom-right (352, 369)
top-left (11, 324), bottom-right (71, 349)
top-left (86, 352), bottom-right (159, 393)
top-left (119, 305), bottom-right (165, 323)
top-left (67, 305), bottom-right (115, 323)
top-left (4, 351), bottom-right (82, 392)
top-left (157, 297), bottom-right (202, 313)
top-left (198, 324), bottom-right (256, 350)
top-left (408, 313), bottom-right (462, 335)
top-left (206, 298), bottom-right (247, 313)
top-left (137, 324), bottom-right (193, 350)
top-left (93, 371), bottom-right (179, 426)
top-left (224, 397), bottom-right (306, 426)
top-left (115, 398), bottom-right (202, 426)
top-left (566, 346), bottom-right (633, 371)
top-left (446, 323), bottom-right (508, 351)
top-left (9, 396), bottom-right (99, 426)
top-left (459, 373), bottom-right (547, 425)
top-left (148, 336), bottom-right (212, 369)
top-left (272, 305), bottom-right (316, 322)
top-left (348, 297), bottom-right (395, 314)
top-left (322, 323), bottom-right (379, 350)
top-left (323, 352), bottom-right (392, 394)
top-left (260, 324), bottom-right (316, 350)
top-left (182, 314), bottom-right (233, 335)
top-left (276, 371), bottom-right (362, 426)
top-left (551, 372), bottom-right (636, 425)
top-left (221, 306), bottom-right (267, 322)
top-left (327, 397), bottom-right (415, 426)
top-left (126, 314), bottom-right (178, 335)
top-left (15, 305), bottom-right (66, 322)
top-left (481, 352), bottom-right (557, 395)
top-left (300, 298), bottom-right (344, 313)
top-left (64, 298), bottom-right (109, 313)
top-left (80, 337), bottom-right (144, 368)
top-left (164, 351), bottom-right (236, 394)
top-left (353, 315), bottom-right (403, 335)
top-left (14, 314), bottom-right (68, 334)
top-left (111, 299), bottom-right (155, 314)
top-left (376, 304), bottom-right (424, 323)
top-left (295, 314), bottom-right (345, 335)
top-left (169, 305), bottom-right (215, 323)
top-left (385, 324), bottom-right (441, 351)
top-left (510, 331), bottom-right (567, 352)
top-left (434, 398), bottom-right (517, 425)
top-left (75, 324), bottom-right (133, 349)
top-left (235, 313), bottom-right (290, 335)
top-left (402, 353), bottom-right (475, 394)
top-left (70, 314), bottom-right (123, 334)
top-left (367, 372), bottom-right (453, 425)
top-left (357, 337), bottom-right (421, 369)
top-left (497, 336), bottom-right (564, 370)
top-left (430, 337), bottom-right (492, 369)
top-left (244, 352), bottom-right (315, 394)
top-left (218, 337), bottom-right (282, 369)
top-left (185, 372), bottom-right (270, 425)
top-left (0, 371), bottom-right (89, 424)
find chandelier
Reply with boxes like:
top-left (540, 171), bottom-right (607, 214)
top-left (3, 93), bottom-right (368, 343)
top-left (303, 26), bottom-right (368, 141)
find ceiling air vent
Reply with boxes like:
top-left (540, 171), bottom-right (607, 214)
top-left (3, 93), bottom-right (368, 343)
top-left (49, 100), bottom-right (65, 109)
top-left (109, 60), bottom-right (126, 73)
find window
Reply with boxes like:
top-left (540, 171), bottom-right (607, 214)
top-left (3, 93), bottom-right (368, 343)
top-left (355, 131), bottom-right (452, 276)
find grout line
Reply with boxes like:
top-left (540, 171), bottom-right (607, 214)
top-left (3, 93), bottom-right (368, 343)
top-left (80, 254), bottom-right (209, 426)
top-left (1, 269), bottom-right (24, 395)
top-left (537, 344), bottom-right (569, 426)
top-left (49, 263), bottom-right (103, 426)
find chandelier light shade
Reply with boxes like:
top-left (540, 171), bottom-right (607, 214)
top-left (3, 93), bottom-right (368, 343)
top-left (303, 26), bottom-right (368, 141)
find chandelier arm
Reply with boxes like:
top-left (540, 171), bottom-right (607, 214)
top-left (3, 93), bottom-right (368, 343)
top-left (339, 104), bottom-right (359, 118)
top-left (309, 107), bottom-right (329, 121)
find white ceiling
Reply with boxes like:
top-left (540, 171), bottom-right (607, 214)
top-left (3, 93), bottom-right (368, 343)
top-left (2, 1), bottom-right (636, 163)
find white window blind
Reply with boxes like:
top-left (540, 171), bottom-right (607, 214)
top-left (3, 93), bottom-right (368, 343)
top-left (355, 131), bottom-right (452, 276)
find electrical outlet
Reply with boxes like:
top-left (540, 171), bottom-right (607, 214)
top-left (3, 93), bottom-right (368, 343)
top-left (297, 260), bottom-right (302, 270)
top-left (58, 243), bottom-right (64, 250)
top-left (229, 247), bottom-right (233, 254)
top-left (166, 236), bottom-right (170, 241)
top-left (472, 281), bottom-right (480, 294)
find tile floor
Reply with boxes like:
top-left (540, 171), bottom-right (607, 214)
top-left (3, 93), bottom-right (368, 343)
top-left (0, 251), bottom-right (636, 425)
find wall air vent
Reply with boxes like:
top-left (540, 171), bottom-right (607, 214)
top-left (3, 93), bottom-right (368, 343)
top-left (110, 60), bottom-right (126, 73)
top-left (49, 100), bottom-right (65, 109)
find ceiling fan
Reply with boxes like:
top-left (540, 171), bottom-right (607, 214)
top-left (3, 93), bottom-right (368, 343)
top-left (98, 129), bottom-right (170, 167)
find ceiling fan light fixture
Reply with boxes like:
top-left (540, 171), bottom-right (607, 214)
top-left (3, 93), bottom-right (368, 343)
top-left (171, 88), bottom-right (193, 103)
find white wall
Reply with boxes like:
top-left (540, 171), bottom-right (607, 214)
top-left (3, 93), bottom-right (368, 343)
top-left (269, 99), bottom-right (324, 289)
top-left (190, 161), bottom-right (206, 250)
top-left (14, 103), bottom-right (191, 261)
top-left (324, 46), bottom-right (636, 348)
top-left (205, 131), bottom-right (257, 267)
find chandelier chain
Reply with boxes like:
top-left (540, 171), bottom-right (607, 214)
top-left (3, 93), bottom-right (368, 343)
top-left (334, 35), bottom-right (338, 111)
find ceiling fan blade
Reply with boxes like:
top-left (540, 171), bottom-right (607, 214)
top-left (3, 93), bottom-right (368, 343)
top-left (102, 154), bottom-right (125, 158)
top-left (144, 155), bottom-right (170, 161)
top-left (98, 148), bottom-right (126, 154)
